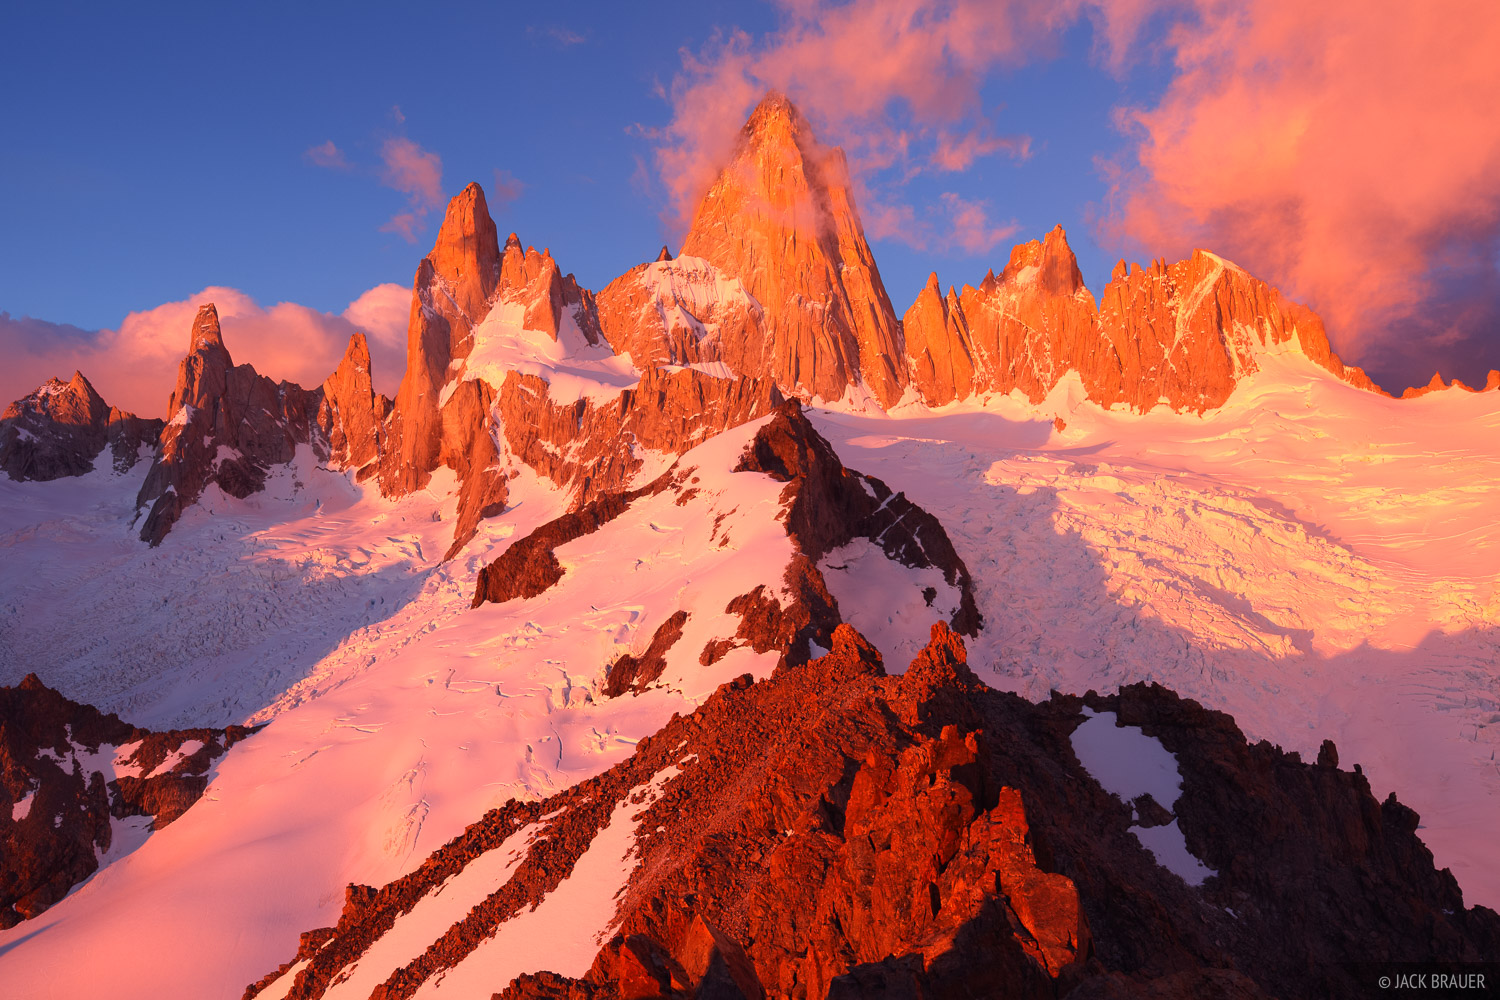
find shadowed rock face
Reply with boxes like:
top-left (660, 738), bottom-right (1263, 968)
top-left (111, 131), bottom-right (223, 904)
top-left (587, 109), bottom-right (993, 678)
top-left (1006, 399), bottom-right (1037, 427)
top-left (0, 372), bottom-right (162, 482)
top-left (244, 624), bottom-right (1499, 1000)
top-left (131, 306), bottom-right (391, 546)
top-left (0, 674), bottom-right (258, 929)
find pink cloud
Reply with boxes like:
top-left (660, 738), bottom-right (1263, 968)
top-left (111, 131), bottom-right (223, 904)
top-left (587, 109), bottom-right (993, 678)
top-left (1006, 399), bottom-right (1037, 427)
top-left (1098, 0), bottom-right (1500, 387)
top-left (380, 137), bottom-right (444, 242)
top-left (931, 130), bottom-right (1031, 172)
top-left (304, 140), bottom-right (349, 170)
top-left (940, 193), bottom-right (1020, 255)
top-left (0, 286), bottom-right (411, 419)
top-left (379, 211), bottom-right (424, 243)
top-left (861, 192), bottom-right (1018, 256)
top-left (653, 0), bottom-right (1071, 234)
top-left (490, 169), bottom-right (525, 207)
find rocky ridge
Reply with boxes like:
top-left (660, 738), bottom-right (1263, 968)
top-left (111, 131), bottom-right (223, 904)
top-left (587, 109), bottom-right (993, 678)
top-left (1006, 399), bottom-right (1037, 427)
top-left (245, 625), bottom-right (1498, 1000)
top-left (0, 371), bottom-right (162, 482)
top-left (0, 673), bottom-right (257, 928)
top-left (903, 228), bottom-right (1387, 414)
top-left (19, 93), bottom-right (1474, 550)
top-left (133, 304), bottom-right (390, 545)
top-left (473, 400), bottom-right (980, 673)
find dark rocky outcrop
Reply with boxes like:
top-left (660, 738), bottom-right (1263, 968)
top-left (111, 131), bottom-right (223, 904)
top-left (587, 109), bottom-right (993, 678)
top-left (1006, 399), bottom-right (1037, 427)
top-left (472, 400), bottom-right (979, 679)
top-left (471, 470), bottom-right (680, 608)
top-left (0, 371), bottom-right (162, 481)
top-left (724, 400), bottom-right (981, 665)
top-left (604, 611), bottom-right (690, 698)
top-left (246, 624), bottom-right (1498, 1000)
top-left (133, 305), bottom-right (390, 545)
top-left (134, 304), bottom-right (320, 545)
top-left (0, 674), bottom-right (257, 928)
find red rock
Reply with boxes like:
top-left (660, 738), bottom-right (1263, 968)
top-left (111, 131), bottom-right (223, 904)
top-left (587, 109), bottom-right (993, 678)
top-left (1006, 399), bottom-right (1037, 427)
top-left (247, 624), bottom-right (1500, 1000)
top-left (1402, 371), bottom-right (1448, 398)
top-left (136, 304), bottom-right (319, 544)
top-left (595, 254), bottom-right (763, 370)
top-left (316, 332), bottom-right (388, 473)
top-left (134, 304), bottom-right (392, 545)
top-left (0, 674), bottom-right (257, 928)
top-left (901, 273), bottom-right (976, 407)
top-left (0, 371), bottom-right (162, 481)
top-left (903, 232), bottom-right (1388, 413)
top-left (678, 92), bottom-right (906, 407)
top-left (379, 183), bottom-right (501, 497)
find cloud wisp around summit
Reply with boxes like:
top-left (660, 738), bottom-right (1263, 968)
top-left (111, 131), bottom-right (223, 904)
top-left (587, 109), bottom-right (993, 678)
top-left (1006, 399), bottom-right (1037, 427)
top-left (653, 0), bottom-right (1500, 386)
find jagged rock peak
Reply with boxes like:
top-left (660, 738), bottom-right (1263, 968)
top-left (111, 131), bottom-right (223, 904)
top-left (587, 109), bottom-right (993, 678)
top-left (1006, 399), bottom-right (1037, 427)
top-left (4, 371), bottom-right (106, 424)
top-left (655, 244), bottom-right (672, 262)
top-left (167, 303), bottom-right (234, 419)
top-left (0, 370), bottom-right (162, 482)
top-left (741, 87), bottom-right (804, 137)
top-left (137, 308), bottom-right (331, 545)
top-left (1403, 371), bottom-right (1449, 398)
top-left (188, 302), bottom-right (227, 354)
top-left (903, 226), bottom-right (1388, 414)
top-left (998, 223), bottom-right (1086, 295)
top-left (318, 332), bottom-right (387, 472)
top-left (428, 182), bottom-right (500, 322)
top-left (679, 90), bottom-right (906, 408)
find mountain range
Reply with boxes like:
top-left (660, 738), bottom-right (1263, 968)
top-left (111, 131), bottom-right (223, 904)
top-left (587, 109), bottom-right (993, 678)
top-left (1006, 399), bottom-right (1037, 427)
top-left (1, 93), bottom-right (1497, 999)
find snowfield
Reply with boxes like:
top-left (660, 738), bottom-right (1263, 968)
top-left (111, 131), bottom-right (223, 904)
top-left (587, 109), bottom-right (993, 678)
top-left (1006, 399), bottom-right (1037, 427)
top-left (813, 350), bottom-right (1500, 910)
top-left (0, 345), bottom-right (1497, 998)
top-left (0, 418), bottom-right (791, 1000)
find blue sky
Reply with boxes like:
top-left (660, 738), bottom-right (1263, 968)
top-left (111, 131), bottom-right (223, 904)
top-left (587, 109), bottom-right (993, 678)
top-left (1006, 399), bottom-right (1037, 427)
top-left (3, 1), bottom-right (1497, 401)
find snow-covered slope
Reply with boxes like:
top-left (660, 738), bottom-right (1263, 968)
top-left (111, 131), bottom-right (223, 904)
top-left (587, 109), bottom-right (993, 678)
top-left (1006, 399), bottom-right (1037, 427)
top-left (812, 349), bottom-right (1500, 906)
top-left (0, 417), bottom-right (803, 1000)
top-left (2, 332), bottom-right (1496, 998)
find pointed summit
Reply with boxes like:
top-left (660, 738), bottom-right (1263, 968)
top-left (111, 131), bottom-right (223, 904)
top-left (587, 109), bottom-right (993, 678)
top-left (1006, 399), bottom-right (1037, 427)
top-left (0, 369), bottom-right (155, 482)
top-left (317, 332), bottom-right (388, 471)
top-left (429, 183), bottom-right (500, 322)
top-left (168, 304), bottom-right (234, 419)
top-left (679, 91), bottom-right (906, 407)
top-left (999, 225), bottom-right (1086, 296)
top-left (902, 271), bottom-right (975, 407)
top-left (138, 309), bottom-right (326, 544)
top-left (188, 303), bottom-right (228, 354)
top-left (655, 245), bottom-right (673, 262)
top-left (379, 183), bottom-right (502, 495)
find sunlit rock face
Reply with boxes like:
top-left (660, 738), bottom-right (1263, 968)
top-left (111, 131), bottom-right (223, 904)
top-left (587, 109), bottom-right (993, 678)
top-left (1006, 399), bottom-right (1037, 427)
top-left (677, 92), bottom-right (907, 408)
top-left (904, 229), bottom-right (1385, 413)
top-left (377, 182), bottom-right (502, 498)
